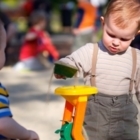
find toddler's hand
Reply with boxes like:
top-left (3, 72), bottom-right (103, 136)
top-left (54, 74), bottom-right (66, 79)
top-left (27, 130), bottom-right (39, 140)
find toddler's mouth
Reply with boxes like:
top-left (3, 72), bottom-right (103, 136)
top-left (110, 46), bottom-right (118, 53)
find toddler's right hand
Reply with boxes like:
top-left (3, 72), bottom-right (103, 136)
top-left (54, 74), bottom-right (66, 79)
top-left (27, 130), bottom-right (39, 140)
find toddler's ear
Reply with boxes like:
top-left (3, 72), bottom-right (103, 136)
top-left (100, 16), bottom-right (105, 26)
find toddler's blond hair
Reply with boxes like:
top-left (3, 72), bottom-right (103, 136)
top-left (104, 0), bottom-right (140, 30)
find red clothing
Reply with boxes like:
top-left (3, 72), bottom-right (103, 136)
top-left (20, 28), bottom-right (59, 61)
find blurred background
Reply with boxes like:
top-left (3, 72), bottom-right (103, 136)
top-left (0, 0), bottom-right (110, 66)
top-left (0, 0), bottom-right (140, 139)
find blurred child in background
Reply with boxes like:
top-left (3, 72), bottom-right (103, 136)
top-left (14, 10), bottom-right (59, 71)
top-left (72, 0), bottom-right (97, 51)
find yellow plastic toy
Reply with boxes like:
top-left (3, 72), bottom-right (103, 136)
top-left (55, 85), bottom-right (98, 140)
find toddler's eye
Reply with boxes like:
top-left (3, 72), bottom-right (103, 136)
top-left (109, 34), bottom-right (115, 38)
top-left (107, 32), bottom-right (115, 38)
top-left (121, 38), bottom-right (129, 41)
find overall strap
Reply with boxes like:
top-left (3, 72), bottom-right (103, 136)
top-left (129, 48), bottom-right (137, 93)
top-left (90, 44), bottom-right (137, 93)
top-left (90, 43), bottom-right (99, 86)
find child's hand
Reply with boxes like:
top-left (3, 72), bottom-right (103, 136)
top-left (27, 130), bottom-right (39, 140)
top-left (72, 29), bottom-right (79, 35)
top-left (42, 51), bottom-right (48, 57)
top-left (54, 74), bottom-right (66, 79)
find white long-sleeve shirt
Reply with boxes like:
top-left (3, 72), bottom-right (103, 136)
top-left (60, 41), bottom-right (140, 95)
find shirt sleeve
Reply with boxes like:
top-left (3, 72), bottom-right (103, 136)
top-left (0, 84), bottom-right (12, 118)
top-left (39, 33), bottom-right (59, 60)
top-left (59, 43), bottom-right (94, 77)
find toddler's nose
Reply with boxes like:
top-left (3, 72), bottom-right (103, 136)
top-left (112, 39), bottom-right (120, 47)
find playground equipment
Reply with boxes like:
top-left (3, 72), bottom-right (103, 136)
top-left (54, 85), bottom-right (98, 140)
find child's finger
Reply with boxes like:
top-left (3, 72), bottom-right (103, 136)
top-left (54, 74), bottom-right (64, 79)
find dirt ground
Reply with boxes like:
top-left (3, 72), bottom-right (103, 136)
top-left (0, 67), bottom-right (140, 140)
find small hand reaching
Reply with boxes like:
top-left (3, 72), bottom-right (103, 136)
top-left (54, 74), bottom-right (66, 79)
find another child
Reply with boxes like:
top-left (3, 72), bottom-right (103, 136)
top-left (54, 0), bottom-right (140, 140)
top-left (0, 20), bottom-right (39, 139)
top-left (14, 11), bottom-right (59, 71)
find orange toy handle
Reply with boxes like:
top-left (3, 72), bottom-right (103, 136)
top-left (72, 102), bottom-right (87, 140)
top-left (62, 101), bottom-right (74, 124)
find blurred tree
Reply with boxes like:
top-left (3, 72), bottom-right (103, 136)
top-left (0, 0), bottom-right (24, 9)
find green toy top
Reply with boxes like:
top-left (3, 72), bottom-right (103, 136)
top-left (54, 61), bottom-right (78, 78)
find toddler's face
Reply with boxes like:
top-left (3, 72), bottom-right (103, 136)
top-left (0, 22), bottom-right (6, 69)
top-left (39, 19), bottom-right (47, 30)
top-left (101, 14), bottom-right (138, 54)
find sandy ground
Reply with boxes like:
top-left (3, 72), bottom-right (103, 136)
top-left (0, 67), bottom-right (139, 140)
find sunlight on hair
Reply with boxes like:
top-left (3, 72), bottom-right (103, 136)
top-left (104, 0), bottom-right (140, 30)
